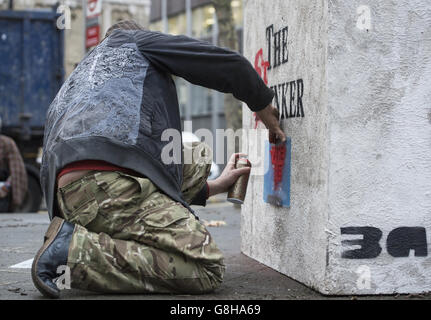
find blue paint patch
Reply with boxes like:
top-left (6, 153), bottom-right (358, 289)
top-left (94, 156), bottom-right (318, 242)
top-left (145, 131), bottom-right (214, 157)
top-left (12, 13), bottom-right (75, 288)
top-left (263, 138), bottom-right (291, 207)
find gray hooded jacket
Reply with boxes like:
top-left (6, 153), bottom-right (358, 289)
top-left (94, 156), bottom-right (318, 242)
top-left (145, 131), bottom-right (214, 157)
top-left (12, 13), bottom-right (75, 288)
top-left (41, 29), bottom-right (274, 220)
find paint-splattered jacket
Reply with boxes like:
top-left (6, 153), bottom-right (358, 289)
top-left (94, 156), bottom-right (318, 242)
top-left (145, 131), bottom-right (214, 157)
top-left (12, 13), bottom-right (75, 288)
top-left (41, 29), bottom-right (274, 220)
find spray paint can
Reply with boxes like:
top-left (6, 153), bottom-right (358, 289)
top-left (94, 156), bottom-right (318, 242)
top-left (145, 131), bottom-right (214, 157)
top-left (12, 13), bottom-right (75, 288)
top-left (227, 156), bottom-right (252, 205)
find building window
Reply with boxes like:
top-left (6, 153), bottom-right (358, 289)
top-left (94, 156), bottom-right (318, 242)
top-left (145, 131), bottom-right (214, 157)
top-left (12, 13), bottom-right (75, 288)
top-left (192, 5), bottom-right (214, 38)
top-left (149, 19), bottom-right (163, 32)
top-left (149, 1), bottom-right (244, 118)
top-left (231, 0), bottom-right (243, 28)
top-left (168, 13), bottom-right (186, 35)
top-left (150, 1), bottom-right (243, 34)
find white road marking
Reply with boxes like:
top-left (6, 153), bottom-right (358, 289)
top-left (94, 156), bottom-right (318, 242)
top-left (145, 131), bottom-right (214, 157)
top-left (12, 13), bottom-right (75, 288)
top-left (9, 258), bottom-right (33, 269)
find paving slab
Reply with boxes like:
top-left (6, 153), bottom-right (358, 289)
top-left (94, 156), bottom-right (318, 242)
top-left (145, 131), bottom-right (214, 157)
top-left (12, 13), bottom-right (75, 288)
top-left (0, 201), bottom-right (428, 300)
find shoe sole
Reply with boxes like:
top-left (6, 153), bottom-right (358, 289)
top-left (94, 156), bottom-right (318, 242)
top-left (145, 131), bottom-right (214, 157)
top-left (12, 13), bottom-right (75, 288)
top-left (31, 217), bottom-right (65, 299)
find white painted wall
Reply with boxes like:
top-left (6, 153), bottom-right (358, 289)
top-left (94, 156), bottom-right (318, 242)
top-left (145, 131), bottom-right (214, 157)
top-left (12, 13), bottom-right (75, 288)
top-left (241, 0), bottom-right (329, 293)
top-left (325, 0), bottom-right (431, 295)
top-left (241, 0), bottom-right (431, 295)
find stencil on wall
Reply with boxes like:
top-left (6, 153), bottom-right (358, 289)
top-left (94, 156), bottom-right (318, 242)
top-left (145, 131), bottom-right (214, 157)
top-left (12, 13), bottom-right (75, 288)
top-left (263, 138), bottom-right (291, 207)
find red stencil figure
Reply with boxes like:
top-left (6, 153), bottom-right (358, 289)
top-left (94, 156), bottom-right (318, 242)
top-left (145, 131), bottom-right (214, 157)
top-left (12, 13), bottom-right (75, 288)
top-left (270, 143), bottom-right (287, 191)
top-left (252, 48), bottom-right (270, 129)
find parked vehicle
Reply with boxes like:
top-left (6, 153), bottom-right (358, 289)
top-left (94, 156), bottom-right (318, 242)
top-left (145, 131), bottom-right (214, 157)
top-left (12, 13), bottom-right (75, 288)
top-left (0, 9), bottom-right (64, 212)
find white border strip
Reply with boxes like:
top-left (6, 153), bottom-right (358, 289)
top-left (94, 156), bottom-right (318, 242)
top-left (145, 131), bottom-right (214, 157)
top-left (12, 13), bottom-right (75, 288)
top-left (9, 259), bottom-right (34, 269)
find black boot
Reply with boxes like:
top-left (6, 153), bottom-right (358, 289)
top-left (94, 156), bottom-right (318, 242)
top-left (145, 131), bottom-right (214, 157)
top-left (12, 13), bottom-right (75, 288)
top-left (32, 217), bottom-right (75, 299)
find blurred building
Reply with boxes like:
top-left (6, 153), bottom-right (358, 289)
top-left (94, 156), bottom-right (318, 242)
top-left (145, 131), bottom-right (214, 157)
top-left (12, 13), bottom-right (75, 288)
top-left (0, 0), bottom-right (243, 165)
top-left (149, 0), bottom-right (243, 137)
top-left (0, 0), bottom-right (151, 211)
top-left (0, 0), bottom-right (151, 77)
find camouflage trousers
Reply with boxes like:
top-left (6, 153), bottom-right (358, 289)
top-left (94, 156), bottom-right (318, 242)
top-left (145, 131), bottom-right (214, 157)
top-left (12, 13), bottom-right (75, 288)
top-left (56, 142), bottom-right (225, 294)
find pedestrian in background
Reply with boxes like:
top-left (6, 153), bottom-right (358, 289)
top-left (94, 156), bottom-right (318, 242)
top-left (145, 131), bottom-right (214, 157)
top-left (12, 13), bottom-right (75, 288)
top-left (0, 117), bottom-right (28, 212)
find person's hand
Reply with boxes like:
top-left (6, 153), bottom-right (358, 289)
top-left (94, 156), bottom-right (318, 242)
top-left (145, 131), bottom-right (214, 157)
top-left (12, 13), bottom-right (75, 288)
top-left (207, 153), bottom-right (251, 197)
top-left (0, 182), bottom-right (10, 198)
top-left (0, 189), bottom-right (7, 198)
top-left (256, 104), bottom-right (286, 143)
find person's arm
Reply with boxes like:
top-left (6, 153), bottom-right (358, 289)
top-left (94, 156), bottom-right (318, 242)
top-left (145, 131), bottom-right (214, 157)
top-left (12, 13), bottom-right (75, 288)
top-left (189, 182), bottom-right (209, 206)
top-left (207, 153), bottom-right (251, 197)
top-left (256, 104), bottom-right (286, 143)
top-left (189, 152), bottom-right (253, 204)
top-left (134, 30), bottom-right (273, 112)
top-left (135, 30), bottom-right (286, 142)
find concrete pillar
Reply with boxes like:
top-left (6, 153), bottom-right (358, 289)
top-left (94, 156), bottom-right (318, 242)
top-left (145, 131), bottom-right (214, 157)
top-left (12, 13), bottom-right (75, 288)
top-left (241, 0), bottom-right (431, 295)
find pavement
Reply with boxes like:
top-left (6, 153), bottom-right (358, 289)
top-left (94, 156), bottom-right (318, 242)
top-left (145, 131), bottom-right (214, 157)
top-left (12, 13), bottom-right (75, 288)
top-left (0, 195), bottom-right (428, 300)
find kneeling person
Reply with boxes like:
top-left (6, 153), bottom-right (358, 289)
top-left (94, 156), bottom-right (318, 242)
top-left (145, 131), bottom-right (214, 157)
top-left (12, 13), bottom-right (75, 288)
top-left (32, 20), bottom-right (285, 298)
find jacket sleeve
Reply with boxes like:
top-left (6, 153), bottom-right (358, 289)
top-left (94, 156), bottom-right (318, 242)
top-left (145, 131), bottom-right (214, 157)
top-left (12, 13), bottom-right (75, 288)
top-left (134, 30), bottom-right (274, 112)
top-left (189, 182), bottom-right (209, 207)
